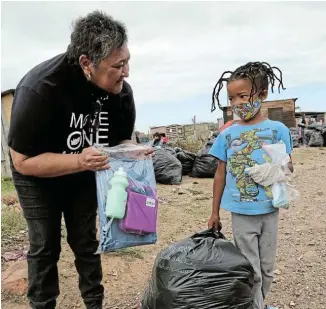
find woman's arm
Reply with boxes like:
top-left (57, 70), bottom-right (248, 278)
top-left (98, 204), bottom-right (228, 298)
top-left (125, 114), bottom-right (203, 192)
top-left (10, 147), bottom-right (109, 178)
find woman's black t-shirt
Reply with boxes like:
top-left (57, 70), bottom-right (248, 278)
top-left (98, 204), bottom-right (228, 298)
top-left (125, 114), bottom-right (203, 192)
top-left (8, 53), bottom-right (136, 188)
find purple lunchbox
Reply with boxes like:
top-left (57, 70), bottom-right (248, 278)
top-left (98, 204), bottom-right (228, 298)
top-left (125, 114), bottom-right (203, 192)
top-left (119, 187), bottom-right (158, 234)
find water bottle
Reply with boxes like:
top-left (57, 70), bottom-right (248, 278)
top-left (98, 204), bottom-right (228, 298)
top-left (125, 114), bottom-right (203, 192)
top-left (105, 167), bottom-right (129, 219)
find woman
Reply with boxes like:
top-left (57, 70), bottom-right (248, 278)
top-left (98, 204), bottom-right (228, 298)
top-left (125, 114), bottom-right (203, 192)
top-left (8, 11), bottom-right (152, 309)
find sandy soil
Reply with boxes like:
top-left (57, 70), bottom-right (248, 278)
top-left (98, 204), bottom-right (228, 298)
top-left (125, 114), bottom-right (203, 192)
top-left (2, 147), bottom-right (326, 309)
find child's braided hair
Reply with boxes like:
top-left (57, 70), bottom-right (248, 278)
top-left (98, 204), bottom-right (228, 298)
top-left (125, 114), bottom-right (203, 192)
top-left (211, 62), bottom-right (286, 112)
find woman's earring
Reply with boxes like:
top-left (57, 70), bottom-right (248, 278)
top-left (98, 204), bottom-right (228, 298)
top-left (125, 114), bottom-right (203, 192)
top-left (86, 72), bottom-right (92, 80)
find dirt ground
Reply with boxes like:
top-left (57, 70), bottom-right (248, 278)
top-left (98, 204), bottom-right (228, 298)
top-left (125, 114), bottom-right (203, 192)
top-left (1, 147), bottom-right (326, 309)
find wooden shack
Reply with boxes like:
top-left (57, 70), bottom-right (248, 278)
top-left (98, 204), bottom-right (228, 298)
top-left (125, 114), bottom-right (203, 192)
top-left (222, 98), bottom-right (298, 128)
top-left (1, 89), bottom-right (15, 178)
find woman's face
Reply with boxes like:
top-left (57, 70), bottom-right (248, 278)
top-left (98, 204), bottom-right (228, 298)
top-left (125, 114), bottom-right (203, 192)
top-left (80, 43), bottom-right (130, 94)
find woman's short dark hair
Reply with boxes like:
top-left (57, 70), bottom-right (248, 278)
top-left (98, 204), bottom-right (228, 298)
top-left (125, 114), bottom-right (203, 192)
top-left (67, 10), bottom-right (128, 66)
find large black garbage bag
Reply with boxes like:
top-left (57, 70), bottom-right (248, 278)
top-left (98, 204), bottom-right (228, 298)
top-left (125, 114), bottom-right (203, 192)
top-left (176, 150), bottom-right (196, 175)
top-left (322, 128), bottom-right (326, 146)
top-left (162, 145), bottom-right (177, 156)
top-left (153, 149), bottom-right (182, 185)
top-left (142, 229), bottom-right (254, 309)
top-left (174, 147), bottom-right (183, 153)
top-left (191, 155), bottom-right (219, 178)
top-left (304, 129), bottom-right (313, 145)
top-left (308, 131), bottom-right (324, 147)
top-left (191, 139), bottom-right (218, 178)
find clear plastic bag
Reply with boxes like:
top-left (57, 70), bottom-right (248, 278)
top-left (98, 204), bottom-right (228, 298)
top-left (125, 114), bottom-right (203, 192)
top-left (94, 144), bottom-right (158, 254)
top-left (262, 142), bottom-right (300, 209)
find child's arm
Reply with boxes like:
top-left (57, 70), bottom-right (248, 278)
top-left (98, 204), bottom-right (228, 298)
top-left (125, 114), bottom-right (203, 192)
top-left (280, 126), bottom-right (294, 173)
top-left (208, 160), bottom-right (227, 229)
top-left (288, 157), bottom-right (294, 173)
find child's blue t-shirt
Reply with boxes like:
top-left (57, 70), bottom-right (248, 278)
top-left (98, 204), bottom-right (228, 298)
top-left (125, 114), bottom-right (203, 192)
top-left (209, 119), bottom-right (293, 215)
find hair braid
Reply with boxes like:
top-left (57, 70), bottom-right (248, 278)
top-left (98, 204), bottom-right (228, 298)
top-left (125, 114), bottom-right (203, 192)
top-left (211, 62), bottom-right (286, 112)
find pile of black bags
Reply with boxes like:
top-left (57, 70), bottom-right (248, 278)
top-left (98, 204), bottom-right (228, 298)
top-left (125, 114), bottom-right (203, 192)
top-left (152, 136), bottom-right (219, 185)
top-left (153, 148), bottom-right (183, 185)
top-left (305, 123), bottom-right (325, 147)
top-left (142, 228), bottom-right (254, 309)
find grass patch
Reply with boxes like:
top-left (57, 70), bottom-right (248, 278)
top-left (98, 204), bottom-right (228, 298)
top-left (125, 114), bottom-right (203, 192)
top-left (1, 177), bottom-right (16, 195)
top-left (115, 247), bottom-right (144, 259)
top-left (1, 206), bottom-right (27, 238)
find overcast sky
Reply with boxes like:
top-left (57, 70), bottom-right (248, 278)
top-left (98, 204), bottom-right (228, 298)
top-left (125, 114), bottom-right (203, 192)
top-left (2, 1), bottom-right (326, 132)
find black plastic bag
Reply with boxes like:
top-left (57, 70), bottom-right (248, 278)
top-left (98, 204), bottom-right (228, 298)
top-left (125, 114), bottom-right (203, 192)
top-left (191, 139), bottom-right (218, 178)
top-left (176, 150), bottom-right (196, 175)
top-left (308, 131), bottom-right (324, 147)
top-left (191, 155), bottom-right (218, 178)
top-left (322, 129), bottom-right (326, 146)
top-left (153, 149), bottom-right (182, 185)
top-left (308, 123), bottom-right (322, 131)
top-left (142, 229), bottom-right (254, 309)
top-left (163, 146), bottom-right (177, 156)
top-left (304, 129), bottom-right (313, 145)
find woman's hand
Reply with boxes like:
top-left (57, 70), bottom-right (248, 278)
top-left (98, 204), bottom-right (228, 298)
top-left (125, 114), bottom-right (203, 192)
top-left (144, 146), bottom-right (155, 156)
top-left (77, 147), bottom-right (110, 171)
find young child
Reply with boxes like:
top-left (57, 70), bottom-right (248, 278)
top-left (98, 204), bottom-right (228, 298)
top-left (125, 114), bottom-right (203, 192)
top-left (208, 62), bottom-right (293, 309)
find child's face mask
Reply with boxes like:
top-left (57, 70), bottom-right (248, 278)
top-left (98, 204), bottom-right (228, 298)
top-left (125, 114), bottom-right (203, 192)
top-left (232, 100), bottom-right (262, 121)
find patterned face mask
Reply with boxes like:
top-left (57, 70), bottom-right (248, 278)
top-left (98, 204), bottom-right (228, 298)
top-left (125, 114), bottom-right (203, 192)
top-left (232, 100), bottom-right (262, 121)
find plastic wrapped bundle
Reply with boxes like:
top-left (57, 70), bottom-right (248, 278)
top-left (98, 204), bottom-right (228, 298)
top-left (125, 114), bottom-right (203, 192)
top-left (153, 149), bottom-right (182, 185)
top-left (95, 144), bottom-right (158, 253)
top-left (142, 229), bottom-right (254, 309)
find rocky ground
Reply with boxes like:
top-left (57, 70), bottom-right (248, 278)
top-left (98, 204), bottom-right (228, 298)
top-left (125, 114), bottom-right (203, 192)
top-left (1, 147), bottom-right (326, 309)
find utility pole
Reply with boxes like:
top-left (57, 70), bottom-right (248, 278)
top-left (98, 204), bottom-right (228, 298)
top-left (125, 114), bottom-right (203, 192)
top-left (192, 115), bottom-right (197, 141)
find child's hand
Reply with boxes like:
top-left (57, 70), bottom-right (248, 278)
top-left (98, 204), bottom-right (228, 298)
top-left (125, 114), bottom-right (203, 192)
top-left (208, 213), bottom-right (220, 229)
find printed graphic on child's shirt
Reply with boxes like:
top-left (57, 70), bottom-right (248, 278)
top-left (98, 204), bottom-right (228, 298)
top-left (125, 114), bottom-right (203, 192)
top-left (226, 128), bottom-right (277, 202)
